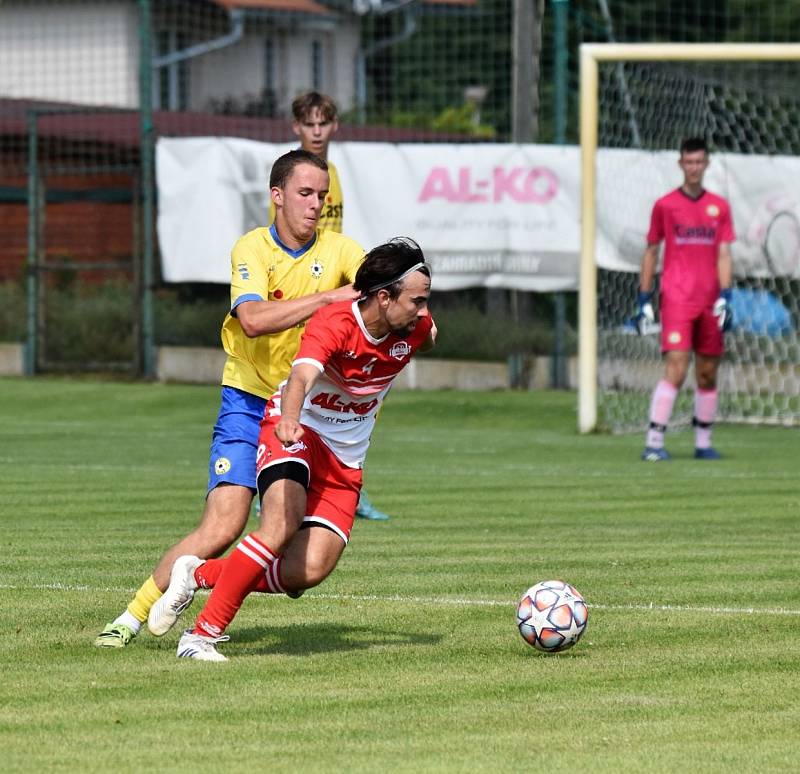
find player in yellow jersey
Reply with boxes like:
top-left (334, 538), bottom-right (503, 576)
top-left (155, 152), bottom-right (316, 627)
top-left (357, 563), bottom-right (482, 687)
top-left (271, 91), bottom-right (390, 521)
top-left (269, 92), bottom-right (343, 233)
top-left (95, 149), bottom-right (362, 648)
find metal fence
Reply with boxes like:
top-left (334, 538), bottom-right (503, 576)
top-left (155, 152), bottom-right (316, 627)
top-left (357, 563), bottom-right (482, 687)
top-left (1, 0), bottom-right (798, 375)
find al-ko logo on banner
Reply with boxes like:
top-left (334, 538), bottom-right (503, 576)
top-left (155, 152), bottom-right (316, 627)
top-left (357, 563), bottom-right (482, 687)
top-left (418, 166), bottom-right (559, 203)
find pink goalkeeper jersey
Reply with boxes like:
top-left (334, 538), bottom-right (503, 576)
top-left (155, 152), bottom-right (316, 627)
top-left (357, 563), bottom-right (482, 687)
top-left (647, 188), bottom-right (735, 307)
top-left (281, 300), bottom-right (433, 469)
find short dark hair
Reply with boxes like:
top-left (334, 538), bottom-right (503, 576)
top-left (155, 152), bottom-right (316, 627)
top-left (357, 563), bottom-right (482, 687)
top-left (354, 237), bottom-right (430, 299)
top-left (269, 149), bottom-right (328, 189)
top-left (680, 137), bottom-right (708, 155)
top-left (292, 91), bottom-right (338, 122)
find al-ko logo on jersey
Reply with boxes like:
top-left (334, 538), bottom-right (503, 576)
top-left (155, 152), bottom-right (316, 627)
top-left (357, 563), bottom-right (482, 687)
top-left (417, 165), bottom-right (559, 203)
top-left (312, 393), bottom-right (378, 415)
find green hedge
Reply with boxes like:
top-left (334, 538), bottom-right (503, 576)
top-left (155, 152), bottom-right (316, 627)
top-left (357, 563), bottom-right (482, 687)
top-left (0, 281), bottom-right (25, 342)
top-left (423, 305), bottom-right (575, 361)
top-left (0, 282), bottom-right (575, 362)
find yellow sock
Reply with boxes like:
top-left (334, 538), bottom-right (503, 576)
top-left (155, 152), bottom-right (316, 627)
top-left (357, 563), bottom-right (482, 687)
top-left (126, 576), bottom-right (163, 623)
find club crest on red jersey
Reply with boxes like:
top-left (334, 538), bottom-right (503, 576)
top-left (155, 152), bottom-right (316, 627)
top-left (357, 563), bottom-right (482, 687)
top-left (389, 341), bottom-right (412, 360)
top-left (706, 204), bottom-right (720, 217)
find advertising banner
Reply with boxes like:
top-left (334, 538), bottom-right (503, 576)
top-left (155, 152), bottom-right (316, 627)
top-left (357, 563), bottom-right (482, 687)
top-left (156, 138), bottom-right (800, 285)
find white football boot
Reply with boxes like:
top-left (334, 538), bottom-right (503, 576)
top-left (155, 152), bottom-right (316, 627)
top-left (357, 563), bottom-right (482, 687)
top-left (176, 630), bottom-right (229, 662)
top-left (148, 555), bottom-right (205, 636)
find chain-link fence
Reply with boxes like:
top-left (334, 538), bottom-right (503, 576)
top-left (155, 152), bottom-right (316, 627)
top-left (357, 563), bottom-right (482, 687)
top-left (1, 1), bottom-right (799, 376)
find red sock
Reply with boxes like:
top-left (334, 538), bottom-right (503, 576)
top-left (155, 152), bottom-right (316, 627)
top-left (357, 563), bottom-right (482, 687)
top-left (262, 556), bottom-right (287, 593)
top-left (194, 558), bottom-right (223, 589)
top-left (194, 556), bottom-right (285, 594)
top-left (192, 534), bottom-right (277, 637)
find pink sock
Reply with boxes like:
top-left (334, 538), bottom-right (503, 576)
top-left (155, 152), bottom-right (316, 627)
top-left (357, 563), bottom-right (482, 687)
top-left (694, 388), bottom-right (718, 449)
top-left (645, 380), bottom-right (678, 448)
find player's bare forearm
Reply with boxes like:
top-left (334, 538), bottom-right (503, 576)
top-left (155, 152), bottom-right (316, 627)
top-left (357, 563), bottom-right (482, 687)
top-left (717, 242), bottom-right (733, 289)
top-left (274, 363), bottom-right (321, 445)
top-left (236, 285), bottom-right (360, 337)
top-left (639, 244), bottom-right (660, 291)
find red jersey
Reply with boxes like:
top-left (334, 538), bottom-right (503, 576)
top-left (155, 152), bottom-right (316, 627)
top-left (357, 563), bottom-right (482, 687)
top-left (284, 300), bottom-right (433, 469)
top-left (647, 188), bottom-right (735, 307)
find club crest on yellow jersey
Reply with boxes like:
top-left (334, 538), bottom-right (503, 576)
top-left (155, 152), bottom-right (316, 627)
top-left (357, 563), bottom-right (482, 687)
top-left (310, 261), bottom-right (324, 279)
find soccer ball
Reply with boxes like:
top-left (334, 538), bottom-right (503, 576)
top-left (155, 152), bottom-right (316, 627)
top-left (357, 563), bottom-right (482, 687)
top-left (516, 580), bottom-right (588, 653)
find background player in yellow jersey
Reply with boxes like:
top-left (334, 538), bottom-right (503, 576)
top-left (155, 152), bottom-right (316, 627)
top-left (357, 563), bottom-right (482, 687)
top-left (269, 92), bottom-right (343, 233)
top-left (95, 149), bottom-right (362, 647)
top-left (273, 91), bottom-right (391, 521)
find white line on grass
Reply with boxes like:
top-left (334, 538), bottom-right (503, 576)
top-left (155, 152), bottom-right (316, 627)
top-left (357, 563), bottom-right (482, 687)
top-left (2, 583), bottom-right (800, 617)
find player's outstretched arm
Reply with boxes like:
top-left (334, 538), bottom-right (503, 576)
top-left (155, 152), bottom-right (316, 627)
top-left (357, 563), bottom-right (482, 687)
top-left (237, 285), bottom-right (360, 337)
top-left (274, 362), bottom-right (322, 445)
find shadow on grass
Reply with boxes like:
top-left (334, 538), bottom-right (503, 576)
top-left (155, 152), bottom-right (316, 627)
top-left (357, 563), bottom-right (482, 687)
top-left (230, 622), bottom-right (441, 656)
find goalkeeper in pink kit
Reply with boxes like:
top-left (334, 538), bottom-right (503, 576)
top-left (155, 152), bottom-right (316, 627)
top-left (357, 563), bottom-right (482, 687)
top-left (636, 138), bottom-right (736, 461)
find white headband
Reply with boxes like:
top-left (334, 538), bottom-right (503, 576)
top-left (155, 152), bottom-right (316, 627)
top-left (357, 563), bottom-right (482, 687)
top-left (367, 262), bottom-right (430, 294)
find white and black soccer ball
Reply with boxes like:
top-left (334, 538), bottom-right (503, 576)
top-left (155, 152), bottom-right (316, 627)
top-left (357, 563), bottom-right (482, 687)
top-left (516, 580), bottom-right (588, 653)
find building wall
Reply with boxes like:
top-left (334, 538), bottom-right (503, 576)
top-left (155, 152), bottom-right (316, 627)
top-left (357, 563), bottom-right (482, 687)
top-left (279, 24), bottom-right (358, 113)
top-left (0, 176), bottom-right (27, 281)
top-left (190, 33), bottom-right (270, 112)
top-left (0, 171), bottom-right (135, 282)
top-left (326, 24), bottom-right (359, 114)
top-left (0, 0), bottom-right (139, 109)
top-left (188, 25), bottom-right (359, 118)
top-left (0, 1), bottom-right (359, 282)
top-left (0, 2), bottom-right (358, 115)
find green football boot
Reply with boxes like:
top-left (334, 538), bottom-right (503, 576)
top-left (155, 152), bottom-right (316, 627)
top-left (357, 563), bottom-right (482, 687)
top-left (94, 622), bottom-right (136, 648)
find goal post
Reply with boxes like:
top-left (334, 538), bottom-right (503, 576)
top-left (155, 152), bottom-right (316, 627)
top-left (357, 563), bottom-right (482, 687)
top-left (578, 43), bottom-right (800, 433)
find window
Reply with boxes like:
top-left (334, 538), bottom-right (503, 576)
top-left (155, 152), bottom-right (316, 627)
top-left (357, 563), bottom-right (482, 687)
top-left (311, 39), bottom-right (322, 91)
top-left (155, 29), bottom-right (189, 111)
top-left (264, 38), bottom-right (275, 93)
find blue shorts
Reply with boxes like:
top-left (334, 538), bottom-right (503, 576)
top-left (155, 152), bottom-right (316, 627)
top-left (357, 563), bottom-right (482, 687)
top-left (207, 386), bottom-right (268, 494)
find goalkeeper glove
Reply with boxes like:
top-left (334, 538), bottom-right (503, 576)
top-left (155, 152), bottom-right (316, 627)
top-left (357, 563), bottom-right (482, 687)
top-left (712, 288), bottom-right (733, 331)
top-left (634, 289), bottom-right (655, 335)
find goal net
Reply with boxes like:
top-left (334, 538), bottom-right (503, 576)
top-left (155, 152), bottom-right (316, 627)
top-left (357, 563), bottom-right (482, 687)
top-left (579, 44), bottom-right (800, 433)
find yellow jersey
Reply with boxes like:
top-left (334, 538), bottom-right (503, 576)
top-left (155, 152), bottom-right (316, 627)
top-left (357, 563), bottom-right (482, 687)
top-left (268, 159), bottom-right (344, 233)
top-left (220, 225), bottom-right (364, 398)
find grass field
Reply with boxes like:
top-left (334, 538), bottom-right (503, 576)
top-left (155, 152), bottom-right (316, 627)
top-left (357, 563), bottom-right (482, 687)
top-left (1, 377), bottom-right (799, 772)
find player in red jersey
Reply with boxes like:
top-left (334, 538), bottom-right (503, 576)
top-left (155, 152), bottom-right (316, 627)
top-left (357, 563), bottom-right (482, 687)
top-left (159, 237), bottom-right (435, 660)
top-left (636, 138), bottom-right (735, 461)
